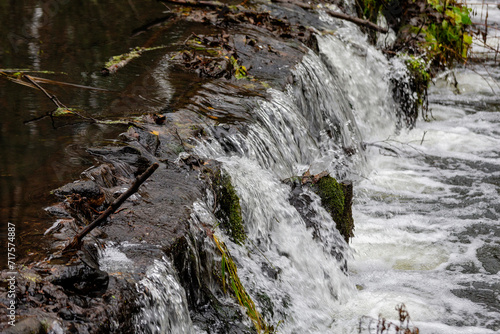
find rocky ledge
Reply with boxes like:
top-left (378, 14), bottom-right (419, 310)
top-left (0, 1), bottom-right (361, 332)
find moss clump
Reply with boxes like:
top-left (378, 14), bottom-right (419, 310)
top-left (404, 55), bottom-right (431, 95)
top-left (213, 171), bottom-right (246, 245)
top-left (392, 54), bottom-right (432, 127)
top-left (405, 54), bottom-right (432, 122)
top-left (213, 235), bottom-right (273, 333)
top-left (313, 176), bottom-right (354, 243)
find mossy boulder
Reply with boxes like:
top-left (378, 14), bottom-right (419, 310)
top-left (313, 176), bottom-right (354, 243)
top-left (315, 176), bottom-right (345, 221)
top-left (286, 172), bottom-right (354, 243)
top-left (212, 171), bottom-right (246, 245)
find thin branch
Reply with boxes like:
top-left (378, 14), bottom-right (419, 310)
top-left (63, 162), bottom-right (159, 252)
top-left (272, 0), bottom-right (388, 33)
top-left (24, 74), bottom-right (66, 109)
top-left (158, 0), bottom-right (228, 9)
top-left (420, 130), bottom-right (427, 145)
top-left (325, 9), bottom-right (388, 33)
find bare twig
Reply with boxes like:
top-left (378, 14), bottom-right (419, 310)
top-left (363, 142), bottom-right (400, 156)
top-left (420, 131), bottom-right (427, 145)
top-left (272, 0), bottom-right (388, 33)
top-left (24, 74), bottom-right (66, 109)
top-left (63, 162), bottom-right (160, 252)
top-left (325, 9), bottom-right (388, 33)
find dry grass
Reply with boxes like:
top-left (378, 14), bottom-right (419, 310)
top-left (359, 304), bottom-right (420, 334)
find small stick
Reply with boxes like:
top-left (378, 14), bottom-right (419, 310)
top-left (158, 0), bottom-right (228, 9)
top-left (24, 74), bottom-right (66, 109)
top-left (325, 9), bottom-right (389, 33)
top-left (272, 0), bottom-right (388, 33)
top-left (420, 131), bottom-right (427, 145)
top-left (63, 162), bottom-right (159, 252)
top-left (25, 74), bottom-right (98, 122)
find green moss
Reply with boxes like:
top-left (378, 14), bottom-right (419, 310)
top-left (394, 53), bottom-right (432, 125)
top-left (405, 55), bottom-right (431, 85)
top-left (316, 176), bottom-right (345, 220)
top-left (213, 171), bottom-right (246, 245)
top-left (104, 45), bottom-right (167, 69)
top-left (313, 176), bottom-right (354, 243)
top-left (213, 235), bottom-right (275, 333)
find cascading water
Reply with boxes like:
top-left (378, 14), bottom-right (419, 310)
top-left (336, 66), bottom-right (500, 333)
top-left (191, 22), bottom-right (400, 332)
top-left (134, 258), bottom-right (195, 334)
top-left (131, 7), bottom-right (500, 334)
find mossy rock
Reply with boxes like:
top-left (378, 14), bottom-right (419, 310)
top-left (312, 176), bottom-right (354, 243)
top-left (315, 176), bottom-right (345, 219)
top-left (212, 171), bottom-right (246, 245)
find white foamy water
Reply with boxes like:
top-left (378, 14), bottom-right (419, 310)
top-left (336, 67), bottom-right (500, 333)
top-left (196, 22), bottom-right (500, 333)
top-left (193, 23), bottom-right (399, 332)
top-left (135, 258), bottom-right (196, 334)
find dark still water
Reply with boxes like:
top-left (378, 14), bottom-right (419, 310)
top-left (0, 0), bottom-right (178, 266)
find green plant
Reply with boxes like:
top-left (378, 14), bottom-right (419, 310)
top-left (404, 53), bottom-right (431, 106)
top-left (391, 53), bottom-right (432, 126)
top-left (358, 0), bottom-right (384, 23)
top-left (356, 0), bottom-right (473, 67)
top-left (230, 56), bottom-right (248, 80)
top-left (356, 0), bottom-right (474, 126)
top-left (421, 0), bottom-right (473, 67)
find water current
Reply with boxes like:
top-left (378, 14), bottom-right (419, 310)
top-left (189, 15), bottom-right (500, 334)
top-left (2, 1), bottom-right (499, 333)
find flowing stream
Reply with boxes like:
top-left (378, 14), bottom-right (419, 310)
top-left (2, 1), bottom-right (499, 333)
top-left (189, 17), bottom-right (500, 334)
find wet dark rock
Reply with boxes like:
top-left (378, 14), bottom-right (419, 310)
top-left (477, 244), bottom-right (500, 275)
top-left (87, 145), bottom-right (152, 176)
top-left (53, 180), bottom-right (102, 200)
top-left (167, 230), bottom-right (252, 334)
top-left (211, 124), bottom-right (248, 154)
top-left (286, 171), bottom-right (354, 243)
top-left (0, 264), bottom-right (140, 334)
top-left (0, 0), bottom-right (350, 332)
top-left (119, 126), bottom-right (161, 156)
top-left (44, 203), bottom-right (72, 218)
top-left (81, 164), bottom-right (119, 189)
top-left (176, 152), bottom-right (204, 169)
top-left (47, 264), bottom-right (109, 296)
top-left (261, 262), bottom-right (280, 280)
top-left (285, 171), bottom-right (352, 271)
top-left (2, 317), bottom-right (45, 334)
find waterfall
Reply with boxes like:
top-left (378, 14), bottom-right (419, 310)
top-left (131, 17), bottom-right (409, 333)
top-left (134, 258), bottom-right (196, 334)
top-left (131, 8), bottom-right (500, 334)
top-left (190, 22), bottom-right (405, 332)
